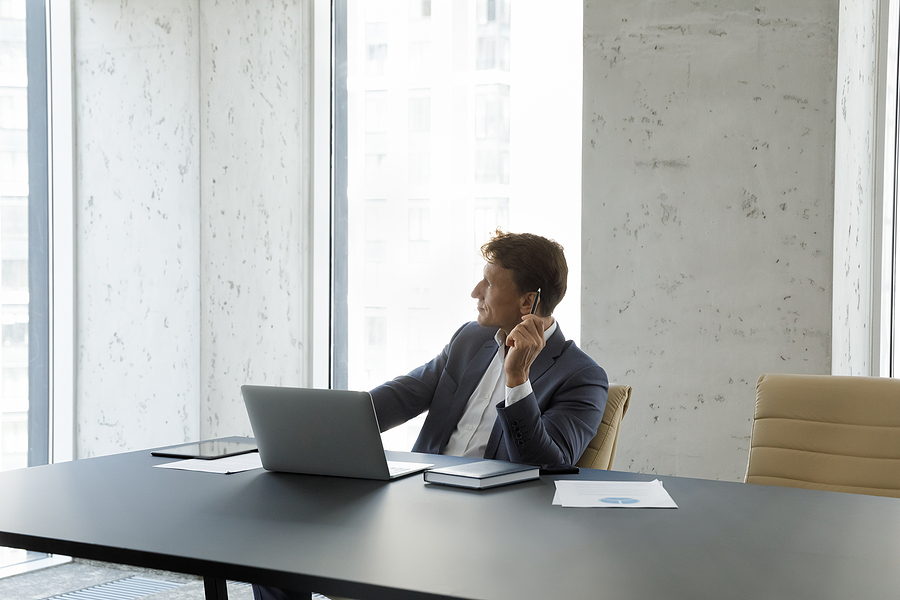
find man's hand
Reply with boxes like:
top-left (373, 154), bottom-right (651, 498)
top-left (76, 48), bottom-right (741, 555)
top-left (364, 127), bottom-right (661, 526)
top-left (504, 314), bottom-right (546, 388)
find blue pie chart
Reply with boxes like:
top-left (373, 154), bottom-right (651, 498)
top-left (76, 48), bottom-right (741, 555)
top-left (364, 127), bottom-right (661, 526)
top-left (600, 497), bottom-right (640, 505)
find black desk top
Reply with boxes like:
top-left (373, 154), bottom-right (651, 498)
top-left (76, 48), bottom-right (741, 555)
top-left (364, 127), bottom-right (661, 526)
top-left (1, 439), bottom-right (900, 600)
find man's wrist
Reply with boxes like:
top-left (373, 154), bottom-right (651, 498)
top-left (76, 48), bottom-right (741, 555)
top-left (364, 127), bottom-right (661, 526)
top-left (506, 365), bottom-right (530, 388)
top-left (505, 379), bottom-right (532, 406)
top-left (506, 374), bottom-right (527, 388)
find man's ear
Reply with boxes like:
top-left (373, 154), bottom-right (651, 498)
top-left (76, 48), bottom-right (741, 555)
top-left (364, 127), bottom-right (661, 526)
top-left (520, 291), bottom-right (538, 314)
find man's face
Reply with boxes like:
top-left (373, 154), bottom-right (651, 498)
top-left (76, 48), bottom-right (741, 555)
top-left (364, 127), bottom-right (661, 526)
top-left (471, 261), bottom-right (527, 334)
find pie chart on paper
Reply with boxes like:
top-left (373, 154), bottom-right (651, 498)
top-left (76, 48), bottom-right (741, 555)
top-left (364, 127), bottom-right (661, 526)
top-left (600, 497), bottom-right (640, 505)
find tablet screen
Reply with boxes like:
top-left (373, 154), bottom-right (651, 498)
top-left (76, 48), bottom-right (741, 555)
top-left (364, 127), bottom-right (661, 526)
top-left (151, 439), bottom-right (258, 460)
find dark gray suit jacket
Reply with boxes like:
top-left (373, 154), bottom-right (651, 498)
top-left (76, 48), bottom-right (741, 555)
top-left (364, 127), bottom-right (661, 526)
top-left (371, 321), bottom-right (608, 465)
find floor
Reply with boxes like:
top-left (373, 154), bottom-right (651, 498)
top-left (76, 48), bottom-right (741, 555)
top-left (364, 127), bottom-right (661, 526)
top-left (0, 557), bottom-right (256, 600)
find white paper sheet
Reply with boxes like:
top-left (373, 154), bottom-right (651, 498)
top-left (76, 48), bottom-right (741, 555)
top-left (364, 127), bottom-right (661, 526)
top-left (553, 479), bottom-right (677, 508)
top-left (154, 452), bottom-right (263, 474)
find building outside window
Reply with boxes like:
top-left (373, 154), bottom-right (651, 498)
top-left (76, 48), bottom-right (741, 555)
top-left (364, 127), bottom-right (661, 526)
top-left (1, 0), bottom-right (56, 576)
top-left (0, 0), bottom-right (30, 474)
top-left (338, 0), bottom-right (582, 451)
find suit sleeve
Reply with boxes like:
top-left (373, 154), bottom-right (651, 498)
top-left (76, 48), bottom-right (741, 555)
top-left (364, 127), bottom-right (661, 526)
top-left (369, 323), bottom-right (467, 432)
top-left (495, 363), bottom-right (608, 465)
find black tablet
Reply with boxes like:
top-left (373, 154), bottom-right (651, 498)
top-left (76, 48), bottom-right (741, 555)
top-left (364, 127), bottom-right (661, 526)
top-left (151, 439), bottom-right (258, 460)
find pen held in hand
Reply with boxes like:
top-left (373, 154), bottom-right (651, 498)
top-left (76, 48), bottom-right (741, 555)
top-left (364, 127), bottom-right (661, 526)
top-left (530, 288), bottom-right (541, 315)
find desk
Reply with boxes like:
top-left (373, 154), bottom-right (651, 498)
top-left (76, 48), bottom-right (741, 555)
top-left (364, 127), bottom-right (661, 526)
top-left (1, 442), bottom-right (900, 600)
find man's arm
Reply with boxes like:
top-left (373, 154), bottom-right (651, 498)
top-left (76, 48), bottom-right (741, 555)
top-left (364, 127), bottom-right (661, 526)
top-left (503, 314), bottom-right (545, 388)
top-left (369, 349), bottom-right (447, 432)
top-left (496, 315), bottom-right (608, 465)
top-left (369, 322), bottom-right (471, 432)
top-left (495, 360), bottom-right (608, 465)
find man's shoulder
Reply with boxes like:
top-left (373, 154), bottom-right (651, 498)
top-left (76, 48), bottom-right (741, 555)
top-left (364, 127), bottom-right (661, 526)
top-left (555, 334), bottom-right (607, 381)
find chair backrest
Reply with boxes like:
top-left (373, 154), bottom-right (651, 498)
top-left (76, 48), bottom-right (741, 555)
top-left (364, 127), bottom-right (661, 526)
top-left (745, 373), bottom-right (900, 498)
top-left (576, 383), bottom-right (631, 470)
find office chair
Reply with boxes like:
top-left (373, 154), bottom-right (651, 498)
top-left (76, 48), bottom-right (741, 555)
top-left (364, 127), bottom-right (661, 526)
top-left (576, 383), bottom-right (632, 470)
top-left (745, 373), bottom-right (900, 498)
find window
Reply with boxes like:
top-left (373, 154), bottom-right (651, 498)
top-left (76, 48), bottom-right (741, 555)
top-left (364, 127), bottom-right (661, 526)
top-left (408, 41), bottom-right (431, 77)
top-left (1, 0), bottom-right (63, 576)
top-left (475, 0), bottom-right (510, 71)
top-left (1, 0), bottom-right (48, 474)
top-left (408, 200), bottom-right (431, 300)
top-left (363, 309), bottom-right (388, 383)
top-left (335, 0), bottom-right (583, 450)
top-left (365, 1), bottom-right (389, 77)
top-left (473, 198), bottom-right (509, 263)
top-left (408, 93), bottom-right (430, 132)
top-left (365, 43), bottom-right (388, 77)
top-left (408, 91), bottom-right (430, 185)
top-left (364, 91), bottom-right (389, 187)
top-left (409, 0), bottom-right (430, 20)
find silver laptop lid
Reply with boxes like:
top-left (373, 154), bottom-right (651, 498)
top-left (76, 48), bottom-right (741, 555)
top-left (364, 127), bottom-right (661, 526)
top-left (241, 385), bottom-right (400, 480)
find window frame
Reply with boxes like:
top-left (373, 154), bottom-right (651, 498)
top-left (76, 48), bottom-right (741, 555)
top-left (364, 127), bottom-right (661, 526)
top-left (24, 0), bottom-right (50, 467)
top-left (47, 0), bottom-right (76, 463)
top-left (878, 0), bottom-right (899, 377)
top-left (308, 0), bottom-right (335, 389)
top-left (0, 0), bottom-right (75, 578)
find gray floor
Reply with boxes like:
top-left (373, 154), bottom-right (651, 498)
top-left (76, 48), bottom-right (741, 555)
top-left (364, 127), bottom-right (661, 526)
top-left (0, 558), bottom-right (255, 600)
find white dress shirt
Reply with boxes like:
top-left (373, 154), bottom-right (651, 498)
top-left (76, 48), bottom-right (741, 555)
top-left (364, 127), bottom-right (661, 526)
top-left (442, 321), bottom-right (558, 458)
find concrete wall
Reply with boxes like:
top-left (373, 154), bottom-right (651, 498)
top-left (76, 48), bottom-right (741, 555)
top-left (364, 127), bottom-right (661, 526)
top-left (71, 0), bottom-right (880, 480)
top-left (74, 0), bottom-right (202, 456)
top-left (73, 0), bottom-right (308, 457)
top-left (198, 1), bottom-right (307, 442)
top-left (581, 0), bottom-right (838, 480)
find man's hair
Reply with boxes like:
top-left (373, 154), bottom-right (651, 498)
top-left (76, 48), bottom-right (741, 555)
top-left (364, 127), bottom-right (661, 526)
top-left (480, 229), bottom-right (568, 317)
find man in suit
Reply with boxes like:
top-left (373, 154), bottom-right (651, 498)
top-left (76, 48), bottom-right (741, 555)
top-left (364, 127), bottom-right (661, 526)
top-left (253, 231), bottom-right (608, 600)
top-left (372, 229), bottom-right (608, 466)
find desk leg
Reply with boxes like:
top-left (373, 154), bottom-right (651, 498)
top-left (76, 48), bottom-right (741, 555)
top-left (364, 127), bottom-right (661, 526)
top-left (203, 576), bottom-right (229, 600)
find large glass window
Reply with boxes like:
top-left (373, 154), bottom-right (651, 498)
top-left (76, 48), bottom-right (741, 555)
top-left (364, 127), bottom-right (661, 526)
top-left (335, 0), bottom-right (582, 450)
top-left (0, 0), bottom-right (53, 576)
top-left (0, 0), bottom-right (30, 474)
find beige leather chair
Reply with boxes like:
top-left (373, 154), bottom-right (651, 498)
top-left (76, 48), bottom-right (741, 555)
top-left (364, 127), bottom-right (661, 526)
top-left (745, 373), bottom-right (900, 498)
top-left (576, 383), bottom-right (631, 470)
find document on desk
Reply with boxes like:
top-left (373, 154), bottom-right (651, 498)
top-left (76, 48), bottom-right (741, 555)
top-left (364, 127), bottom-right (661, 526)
top-left (553, 479), bottom-right (677, 508)
top-left (154, 452), bottom-right (264, 474)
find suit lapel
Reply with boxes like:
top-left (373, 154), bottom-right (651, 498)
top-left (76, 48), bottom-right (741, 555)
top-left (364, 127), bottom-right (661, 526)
top-left (440, 337), bottom-right (499, 446)
top-left (484, 324), bottom-right (566, 458)
top-left (527, 325), bottom-right (565, 390)
top-left (458, 338), bottom-right (500, 401)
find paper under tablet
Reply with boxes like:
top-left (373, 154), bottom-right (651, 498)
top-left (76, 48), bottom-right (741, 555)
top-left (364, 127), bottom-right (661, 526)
top-left (241, 385), bottom-right (431, 481)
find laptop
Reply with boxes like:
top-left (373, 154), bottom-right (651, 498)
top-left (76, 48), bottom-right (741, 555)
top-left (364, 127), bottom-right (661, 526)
top-left (241, 385), bottom-right (432, 480)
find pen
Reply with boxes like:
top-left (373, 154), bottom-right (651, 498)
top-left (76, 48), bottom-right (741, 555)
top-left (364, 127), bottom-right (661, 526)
top-left (530, 288), bottom-right (541, 315)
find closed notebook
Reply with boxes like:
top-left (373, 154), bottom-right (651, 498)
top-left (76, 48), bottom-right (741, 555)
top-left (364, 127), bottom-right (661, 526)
top-left (424, 460), bottom-right (540, 489)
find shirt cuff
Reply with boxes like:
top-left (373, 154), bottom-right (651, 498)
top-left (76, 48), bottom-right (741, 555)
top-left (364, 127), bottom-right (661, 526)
top-left (505, 380), bottom-right (533, 407)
